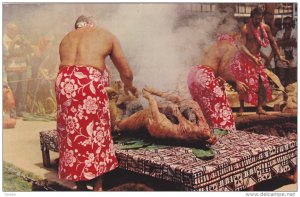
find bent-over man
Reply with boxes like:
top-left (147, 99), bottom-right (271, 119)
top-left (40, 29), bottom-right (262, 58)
top-left (187, 32), bottom-right (246, 132)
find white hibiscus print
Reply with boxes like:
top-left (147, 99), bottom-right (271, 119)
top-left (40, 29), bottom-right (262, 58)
top-left (63, 149), bottom-right (76, 167)
top-left (108, 142), bottom-right (116, 156)
top-left (71, 106), bottom-right (77, 113)
top-left (83, 96), bottom-right (98, 114)
top-left (66, 116), bottom-right (80, 134)
top-left (103, 150), bottom-right (113, 163)
top-left (249, 78), bottom-right (255, 86)
top-left (202, 98), bottom-right (211, 109)
top-left (60, 78), bottom-right (78, 99)
top-left (84, 153), bottom-right (95, 167)
top-left (219, 106), bottom-right (232, 123)
top-left (93, 126), bottom-right (106, 145)
top-left (213, 86), bottom-right (223, 97)
top-left (97, 162), bottom-right (107, 174)
top-left (89, 68), bottom-right (101, 82)
top-left (197, 70), bottom-right (210, 87)
top-left (102, 101), bottom-right (109, 115)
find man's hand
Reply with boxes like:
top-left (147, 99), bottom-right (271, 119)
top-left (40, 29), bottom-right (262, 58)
top-left (236, 81), bottom-right (249, 94)
top-left (253, 56), bottom-right (263, 66)
top-left (124, 84), bottom-right (139, 98)
top-left (279, 56), bottom-right (290, 65)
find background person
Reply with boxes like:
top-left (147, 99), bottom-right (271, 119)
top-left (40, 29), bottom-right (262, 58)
top-left (275, 16), bottom-right (297, 87)
top-left (3, 22), bottom-right (32, 118)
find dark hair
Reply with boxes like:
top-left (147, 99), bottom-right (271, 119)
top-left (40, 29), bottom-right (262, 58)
top-left (250, 7), bottom-right (264, 18)
top-left (284, 16), bottom-right (292, 22)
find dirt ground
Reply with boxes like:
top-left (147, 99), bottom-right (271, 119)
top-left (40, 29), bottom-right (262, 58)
top-left (2, 117), bottom-right (298, 191)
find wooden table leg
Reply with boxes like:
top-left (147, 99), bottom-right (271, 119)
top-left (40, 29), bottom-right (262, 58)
top-left (41, 145), bottom-right (51, 168)
top-left (286, 169), bottom-right (297, 183)
top-left (247, 185), bottom-right (255, 191)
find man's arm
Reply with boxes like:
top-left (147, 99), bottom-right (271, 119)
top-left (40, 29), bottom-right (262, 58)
top-left (110, 35), bottom-right (138, 97)
top-left (265, 24), bottom-right (289, 64)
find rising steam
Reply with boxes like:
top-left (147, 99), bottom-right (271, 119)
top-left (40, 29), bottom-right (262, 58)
top-left (3, 3), bottom-right (238, 95)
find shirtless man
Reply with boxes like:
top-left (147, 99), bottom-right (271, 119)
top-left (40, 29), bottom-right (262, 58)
top-left (236, 7), bottom-right (289, 114)
top-left (187, 32), bottom-right (244, 131)
top-left (55, 15), bottom-right (138, 191)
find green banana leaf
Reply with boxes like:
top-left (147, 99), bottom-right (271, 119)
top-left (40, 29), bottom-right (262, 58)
top-left (213, 128), bottom-right (229, 139)
top-left (192, 148), bottom-right (215, 158)
top-left (115, 135), bottom-right (215, 159)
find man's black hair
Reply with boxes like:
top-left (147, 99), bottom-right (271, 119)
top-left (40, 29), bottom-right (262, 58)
top-left (250, 7), bottom-right (264, 18)
top-left (284, 16), bottom-right (293, 21)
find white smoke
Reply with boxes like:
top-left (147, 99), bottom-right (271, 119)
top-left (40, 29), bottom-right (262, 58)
top-left (3, 3), bottom-right (238, 95)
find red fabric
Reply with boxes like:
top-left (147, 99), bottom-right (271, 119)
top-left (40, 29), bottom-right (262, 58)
top-left (230, 52), bottom-right (272, 105)
top-left (187, 65), bottom-right (236, 131)
top-left (217, 34), bottom-right (236, 45)
top-left (55, 65), bottom-right (118, 181)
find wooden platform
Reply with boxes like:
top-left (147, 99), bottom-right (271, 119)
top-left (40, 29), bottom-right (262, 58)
top-left (235, 112), bottom-right (297, 127)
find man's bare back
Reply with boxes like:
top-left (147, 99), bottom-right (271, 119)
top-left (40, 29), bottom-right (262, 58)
top-left (200, 40), bottom-right (238, 82)
top-left (59, 27), bottom-right (112, 70)
top-left (59, 17), bottom-right (138, 97)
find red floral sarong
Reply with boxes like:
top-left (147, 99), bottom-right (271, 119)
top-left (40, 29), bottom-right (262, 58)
top-left (229, 52), bottom-right (272, 105)
top-left (187, 65), bottom-right (236, 131)
top-left (55, 65), bottom-right (118, 181)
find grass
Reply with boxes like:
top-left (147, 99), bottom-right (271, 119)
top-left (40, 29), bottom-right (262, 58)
top-left (3, 162), bottom-right (41, 192)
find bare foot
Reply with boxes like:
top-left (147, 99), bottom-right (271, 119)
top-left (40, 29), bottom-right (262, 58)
top-left (236, 111), bottom-right (243, 116)
top-left (237, 108), bottom-right (243, 116)
top-left (256, 108), bottom-right (268, 115)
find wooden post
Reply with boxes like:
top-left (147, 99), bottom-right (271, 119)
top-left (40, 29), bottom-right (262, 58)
top-left (41, 145), bottom-right (51, 168)
top-left (286, 169), bottom-right (297, 184)
top-left (248, 185), bottom-right (255, 191)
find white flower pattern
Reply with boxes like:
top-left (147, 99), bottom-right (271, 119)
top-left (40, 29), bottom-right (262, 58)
top-left (55, 65), bottom-right (118, 181)
top-left (187, 65), bottom-right (236, 131)
top-left (230, 52), bottom-right (272, 105)
top-left (83, 96), bottom-right (98, 114)
top-left (63, 149), bottom-right (76, 167)
top-left (60, 78), bottom-right (78, 99)
top-left (66, 116), bottom-right (79, 134)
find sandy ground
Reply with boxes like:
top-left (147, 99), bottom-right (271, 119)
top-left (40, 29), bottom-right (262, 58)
top-left (2, 118), bottom-right (298, 191)
top-left (3, 119), bottom-right (76, 190)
